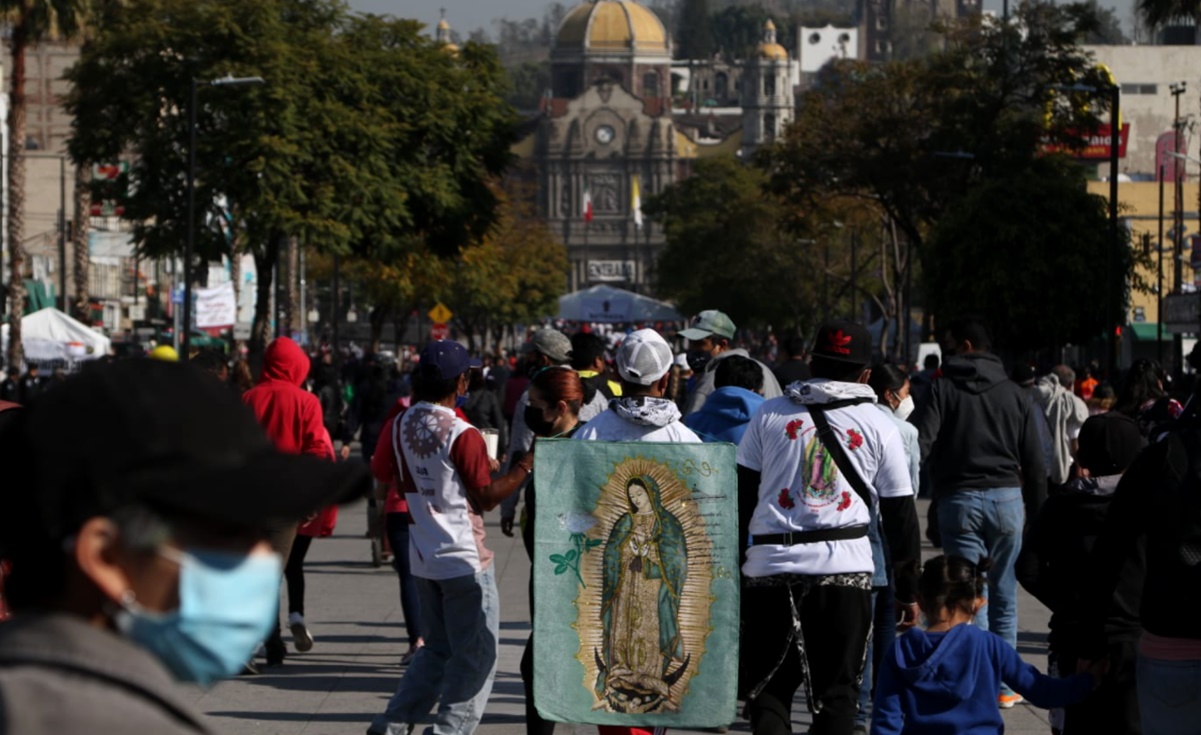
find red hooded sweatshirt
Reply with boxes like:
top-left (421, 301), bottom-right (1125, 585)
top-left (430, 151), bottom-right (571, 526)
top-left (242, 337), bottom-right (327, 458)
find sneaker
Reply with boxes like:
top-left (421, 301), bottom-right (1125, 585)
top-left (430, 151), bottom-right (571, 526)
top-left (998, 692), bottom-right (1024, 709)
top-left (289, 612), bottom-right (314, 653)
top-left (264, 635), bottom-right (287, 667)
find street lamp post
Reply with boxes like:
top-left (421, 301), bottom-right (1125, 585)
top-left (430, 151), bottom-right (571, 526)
top-left (182, 73), bottom-right (265, 362)
top-left (1170, 82), bottom-right (1187, 377)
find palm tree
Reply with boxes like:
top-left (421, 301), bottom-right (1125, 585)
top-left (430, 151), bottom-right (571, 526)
top-left (3, 0), bottom-right (86, 370)
top-left (71, 160), bottom-right (88, 320)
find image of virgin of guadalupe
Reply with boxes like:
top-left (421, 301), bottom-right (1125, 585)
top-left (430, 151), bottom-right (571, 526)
top-left (594, 475), bottom-right (691, 714)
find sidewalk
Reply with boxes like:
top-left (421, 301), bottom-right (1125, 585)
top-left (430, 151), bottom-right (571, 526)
top-left (193, 499), bottom-right (1056, 735)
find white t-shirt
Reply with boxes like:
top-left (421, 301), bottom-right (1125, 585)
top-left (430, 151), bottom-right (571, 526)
top-left (737, 383), bottom-right (913, 578)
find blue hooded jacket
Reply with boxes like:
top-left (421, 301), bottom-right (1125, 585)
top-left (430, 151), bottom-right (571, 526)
top-left (871, 624), bottom-right (1092, 734)
top-left (682, 386), bottom-right (764, 444)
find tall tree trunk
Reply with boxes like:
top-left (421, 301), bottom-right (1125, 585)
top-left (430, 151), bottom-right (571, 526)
top-left (72, 162), bottom-right (89, 321)
top-left (284, 235), bottom-right (299, 335)
top-left (369, 304), bottom-right (387, 355)
top-left (6, 20), bottom-right (28, 371)
top-left (250, 239), bottom-right (279, 363)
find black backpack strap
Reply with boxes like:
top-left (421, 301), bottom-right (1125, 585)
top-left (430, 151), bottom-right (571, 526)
top-left (808, 403), bottom-right (875, 512)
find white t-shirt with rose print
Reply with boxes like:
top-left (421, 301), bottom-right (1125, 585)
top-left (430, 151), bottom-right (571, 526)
top-left (737, 379), bottom-right (914, 578)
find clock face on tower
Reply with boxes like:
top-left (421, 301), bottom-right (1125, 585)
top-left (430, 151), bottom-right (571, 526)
top-left (595, 125), bottom-right (615, 145)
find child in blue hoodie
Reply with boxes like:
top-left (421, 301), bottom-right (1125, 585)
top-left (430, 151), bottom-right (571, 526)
top-left (871, 555), bottom-right (1102, 734)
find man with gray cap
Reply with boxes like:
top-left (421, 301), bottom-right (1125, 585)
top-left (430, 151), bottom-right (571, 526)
top-left (501, 328), bottom-right (607, 536)
top-left (682, 309), bottom-right (782, 416)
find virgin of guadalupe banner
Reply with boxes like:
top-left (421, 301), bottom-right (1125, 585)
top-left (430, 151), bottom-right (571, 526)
top-left (533, 440), bottom-right (739, 728)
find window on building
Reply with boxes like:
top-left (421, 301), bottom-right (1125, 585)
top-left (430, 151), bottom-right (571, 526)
top-left (765, 75), bottom-right (776, 96)
top-left (765, 114), bottom-right (777, 140)
top-left (715, 72), bottom-right (729, 100)
top-left (643, 72), bottom-right (659, 98)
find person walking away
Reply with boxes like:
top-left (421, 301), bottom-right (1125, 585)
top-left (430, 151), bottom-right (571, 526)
top-left (683, 354), bottom-right (765, 443)
top-left (284, 428), bottom-right (341, 655)
top-left (910, 318), bottom-right (1047, 709)
top-left (1113, 359), bottom-right (1182, 440)
top-left (571, 331), bottom-right (621, 401)
top-left (681, 310), bottom-right (782, 415)
top-left (738, 320), bottom-right (922, 735)
top-left (0, 359), bottom-right (368, 735)
top-left (241, 336), bottom-right (331, 667)
top-left (574, 327), bottom-right (700, 735)
top-left (518, 367), bottom-right (587, 735)
top-left (1076, 371), bottom-right (1201, 735)
top-left (1032, 366), bottom-right (1090, 492)
top-left (17, 364), bottom-right (45, 404)
top-left (871, 556), bottom-right (1101, 735)
top-left (369, 341), bottom-right (535, 735)
top-left (1017, 412), bottom-right (1145, 735)
top-left (907, 354), bottom-right (940, 408)
top-left (773, 334), bottom-right (812, 387)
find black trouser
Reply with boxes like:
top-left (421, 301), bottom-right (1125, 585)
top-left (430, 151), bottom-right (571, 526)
top-left (520, 632), bottom-right (557, 735)
top-left (285, 534), bottom-right (313, 616)
top-left (742, 581), bottom-right (871, 735)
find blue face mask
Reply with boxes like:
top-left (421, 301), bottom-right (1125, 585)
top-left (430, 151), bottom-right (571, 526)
top-left (116, 547), bottom-right (282, 686)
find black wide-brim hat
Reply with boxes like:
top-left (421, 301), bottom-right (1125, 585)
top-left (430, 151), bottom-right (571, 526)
top-left (2, 359), bottom-right (370, 544)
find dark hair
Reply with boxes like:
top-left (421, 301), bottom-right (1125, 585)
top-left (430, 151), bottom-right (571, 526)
top-left (468, 367), bottom-right (485, 392)
top-left (946, 317), bottom-right (992, 353)
top-left (530, 366), bottom-right (584, 415)
top-left (783, 334), bottom-right (807, 359)
top-left (810, 355), bottom-right (868, 382)
top-left (715, 355), bottom-right (763, 392)
top-left (917, 555), bottom-right (990, 621)
top-left (868, 363), bottom-right (907, 403)
top-left (411, 372), bottom-right (462, 403)
top-left (570, 333), bottom-right (607, 371)
top-left (923, 354), bottom-right (940, 370)
top-left (192, 349), bottom-right (228, 378)
top-left (1115, 359), bottom-right (1165, 417)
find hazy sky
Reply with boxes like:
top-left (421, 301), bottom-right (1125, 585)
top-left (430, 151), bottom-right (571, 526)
top-left (344, 0), bottom-right (1139, 40)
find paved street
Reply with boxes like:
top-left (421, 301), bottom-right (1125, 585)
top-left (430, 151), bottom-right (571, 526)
top-left (193, 498), bottom-right (1057, 735)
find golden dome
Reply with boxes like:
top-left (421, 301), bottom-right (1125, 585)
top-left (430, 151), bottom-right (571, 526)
top-left (764, 19), bottom-right (776, 31)
top-left (437, 18), bottom-right (450, 31)
top-left (758, 43), bottom-right (788, 60)
top-left (557, 1), bottom-right (669, 54)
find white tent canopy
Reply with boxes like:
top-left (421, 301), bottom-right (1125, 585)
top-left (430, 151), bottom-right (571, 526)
top-left (2, 307), bottom-right (112, 363)
top-left (557, 285), bottom-right (683, 324)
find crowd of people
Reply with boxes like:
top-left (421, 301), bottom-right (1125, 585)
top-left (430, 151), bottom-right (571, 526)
top-left (1, 310), bottom-right (1200, 735)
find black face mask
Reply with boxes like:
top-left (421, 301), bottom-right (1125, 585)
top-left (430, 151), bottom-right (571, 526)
top-left (524, 404), bottom-right (557, 437)
top-left (687, 350), bottom-right (711, 373)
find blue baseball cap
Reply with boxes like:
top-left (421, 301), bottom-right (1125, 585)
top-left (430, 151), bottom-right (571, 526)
top-left (417, 340), bottom-right (481, 381)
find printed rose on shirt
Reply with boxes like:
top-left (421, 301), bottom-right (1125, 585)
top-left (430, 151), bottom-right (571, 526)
top-left (845, 429), bottom-right (864, 450)
top-left (785, 419), bottom-right (804, 440)
top-left (836, 491), bottom-right (852, 511)
top-left (777, 489), bottom-right (795, 510)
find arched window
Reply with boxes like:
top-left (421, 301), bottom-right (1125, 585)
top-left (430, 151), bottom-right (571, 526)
top-left (765, 74), bottom-right (776, 96)
top-left (715, 72), bottom-right (729, 100)
top-left (765, 114), bottom-right (777, 140)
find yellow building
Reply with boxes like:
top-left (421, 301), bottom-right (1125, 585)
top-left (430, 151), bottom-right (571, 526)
top-left (1089, 179), bottom-right (1198, 369)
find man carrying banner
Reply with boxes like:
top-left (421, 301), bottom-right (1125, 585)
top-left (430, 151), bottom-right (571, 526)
top-left (575, 327), bottom-right (700, 735)
top-left (736, 319), bottom-right (921, 735)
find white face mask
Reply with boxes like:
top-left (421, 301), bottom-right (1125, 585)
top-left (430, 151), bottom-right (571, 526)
top-left (893, 395), bottom-right (915, 421)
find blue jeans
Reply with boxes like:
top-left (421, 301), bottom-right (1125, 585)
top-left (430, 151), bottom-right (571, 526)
top-left (937, 488), bottom-right (1023, 662)
top-left (1138, 655), bottom-right (1201, 735)
top-left (371, 566), bottom-right (499, 735)
top-left (386, 513), bottom-right (424, 645)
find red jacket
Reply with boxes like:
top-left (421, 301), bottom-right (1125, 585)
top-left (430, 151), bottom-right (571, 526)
top-left (242, 337), bottom-right (327, 458)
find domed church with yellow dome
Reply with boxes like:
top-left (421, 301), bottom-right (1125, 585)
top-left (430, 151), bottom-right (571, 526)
top-left (520, 0), bottom-right (680, 293)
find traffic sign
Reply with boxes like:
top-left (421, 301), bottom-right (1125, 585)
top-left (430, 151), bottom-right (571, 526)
top-left (428, 302), bottom-right (453, 324)
top-left (430, 323), bottom-right (450, 341)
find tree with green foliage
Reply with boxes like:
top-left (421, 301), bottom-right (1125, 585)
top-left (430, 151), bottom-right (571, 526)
top-left (67, 0), bottom-right (516, 355)
top-left (766, 1), bottom-right (1138, 354)
top-left (926, 157), bottom-right (1141, 354)
top-left (647, 156), bottom-right (824, 332)
top-left (676, 0), bottom-right (713, 59)
top-left (5, 0), bottom-right (88, 369)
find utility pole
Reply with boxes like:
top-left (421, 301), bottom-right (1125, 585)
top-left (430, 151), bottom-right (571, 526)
top-left (1171, 81), bottom-right (1187, 377)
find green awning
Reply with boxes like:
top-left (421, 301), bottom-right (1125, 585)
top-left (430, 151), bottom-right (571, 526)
top-left (1131, 323), bottom-right (1168, 340)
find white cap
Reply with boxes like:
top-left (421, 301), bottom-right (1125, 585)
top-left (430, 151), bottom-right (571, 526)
top-left (616, 329), bottom-right (673, 386)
